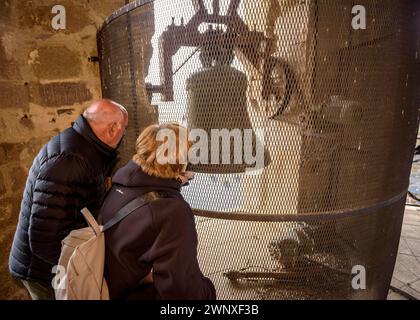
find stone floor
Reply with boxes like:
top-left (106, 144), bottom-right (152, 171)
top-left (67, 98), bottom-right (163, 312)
top-left (388, 205), bottom-right (420, 300)
top-left (388, 148), bottom-right (420, 300)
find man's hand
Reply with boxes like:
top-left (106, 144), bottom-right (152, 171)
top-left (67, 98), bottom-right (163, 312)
top-left (140, 269), bottom-right (154, 284)
top-left (105, 177), bottom-right (112, 192)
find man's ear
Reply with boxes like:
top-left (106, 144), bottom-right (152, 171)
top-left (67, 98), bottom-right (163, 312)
top-left (109, 122), bottom-right (118, 138)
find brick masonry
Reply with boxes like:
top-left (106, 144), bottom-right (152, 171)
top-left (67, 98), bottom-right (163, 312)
top-left (0, 0), bottom-right (126, 299)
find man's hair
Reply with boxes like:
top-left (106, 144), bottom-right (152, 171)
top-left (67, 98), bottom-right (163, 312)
top-left (133, 123), bottom-right (192, 179)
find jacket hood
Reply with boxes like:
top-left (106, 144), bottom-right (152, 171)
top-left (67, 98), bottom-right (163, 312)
top-left (73, 115), bottom-right (118, 159)
top-left (113, 160), bottom-right (182, 192)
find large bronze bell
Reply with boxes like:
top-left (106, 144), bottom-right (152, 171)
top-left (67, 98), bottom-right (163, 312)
top-left (185, 51), bottom-right (271, 174)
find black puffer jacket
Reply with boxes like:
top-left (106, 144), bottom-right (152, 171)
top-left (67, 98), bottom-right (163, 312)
top-left (9, 115), bottom-right (118, 283)
top-left (101, 161), bottom-right (216, 300)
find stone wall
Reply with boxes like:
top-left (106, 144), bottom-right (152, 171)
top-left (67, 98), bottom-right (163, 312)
top-left (0, 0), bottom-right (126, 299)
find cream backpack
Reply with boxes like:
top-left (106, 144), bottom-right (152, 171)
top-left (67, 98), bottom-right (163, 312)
top-left (54, 192), bottom-right (166, 300)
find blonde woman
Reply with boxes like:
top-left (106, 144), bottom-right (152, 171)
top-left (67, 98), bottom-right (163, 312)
top-left (100, 123), bottom-right (216, 300)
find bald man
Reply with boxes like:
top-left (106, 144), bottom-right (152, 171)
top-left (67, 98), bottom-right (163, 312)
top-left (9, 99), bottom-right (128, 300)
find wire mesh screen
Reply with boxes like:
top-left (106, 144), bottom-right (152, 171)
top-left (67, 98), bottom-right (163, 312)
top-left (98, 0), bottom-right (419, 299)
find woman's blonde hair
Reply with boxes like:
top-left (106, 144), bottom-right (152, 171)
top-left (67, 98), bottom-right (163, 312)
top-left (133, 123), bottom-right (192, 179)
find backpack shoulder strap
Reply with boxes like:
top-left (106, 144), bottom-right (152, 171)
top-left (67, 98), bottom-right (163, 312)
top-left (81, 207), bottom-right (102, 236)
top-left (102, 191), bottom-right (169, 232)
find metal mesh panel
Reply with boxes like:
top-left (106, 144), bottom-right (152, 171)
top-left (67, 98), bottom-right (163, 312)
top-left (98, 0), bottom-right (419, 299)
